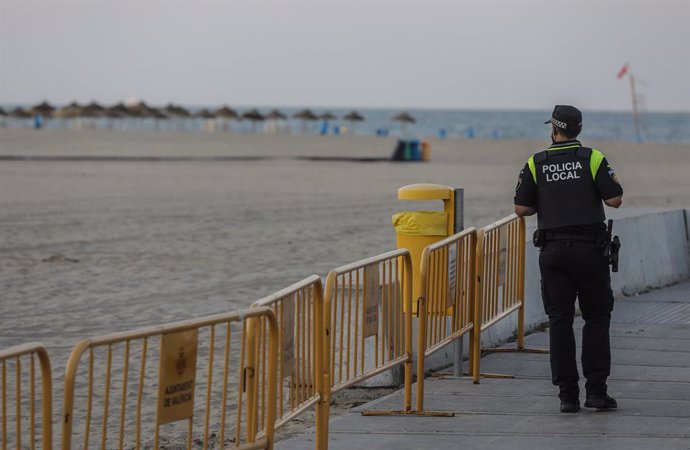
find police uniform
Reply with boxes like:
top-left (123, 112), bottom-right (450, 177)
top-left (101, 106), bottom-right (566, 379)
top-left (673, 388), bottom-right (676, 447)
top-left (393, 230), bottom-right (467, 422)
top-left (514, 107), bottom-right (623, 411)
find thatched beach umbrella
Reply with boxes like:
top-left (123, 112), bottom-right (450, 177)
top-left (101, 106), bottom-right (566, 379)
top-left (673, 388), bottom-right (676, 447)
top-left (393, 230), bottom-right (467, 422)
top-left (215, 106), bottom-right (238, 120)
top-left (124, 101), bottom-right (164, 129)
top-left (214, 106), bottom-right (238, 131)
top-left (54, 102), bottom-right (82, 119)
top-left (127, 101), bottom-right (159, 118)
top-left (149, 108), bottom-right (167, 119)
top-left (392, 111), bottom-right (416, 134)
top-left (343, 110), bottom-right (365, 134)
top-left (8, 107), bottom-right (32, 127)
top-left (106, 103), bottom-right (129, 115)
top-left (317, 111), bottom-right (337, 135)
top-left (293, 109), bottom-right (318, 121)
top-left (293, 108), bottom-right (318, 134)
top-left (105, 103), bottom-right (130, 116)
top-left (102, 109), bottom-right (126, 119)
top-left (175, 105), bottom-right (191, 117)
top-left (73, 101), bottom-right (105, 129)
top-left (52, 102), bottom-right (84, 129)
top-left (195, 108), bottom-right (216, 119)
top-left (194, 109), bottom-right (216, 132)
top-left (9, 107), bottom-right (31, 118)
top-left (161, 103), bottom-right (190, 130)
top-left (163, 104), bottom-right (178, 117)
top-left (344, 111), bottom-right (364, 122)
top-left (30, 101), bottom-right (55, 118)
top-left (100, 104), bottom-right (128, 128)
top-left (392, 112), bottom-right (416, 124)
top-left (242, 109), bottom-right (265, 132)
top-left (150, 107), bottom-right (167, 129)
top-left (82, 101), bottom-right (105, 118)
top-left (266, 109), bottom-right (287, 120)
top-left (163, 103), bottom-right (190, 118)
top-left (264, 109), bottom-right (288, 134)
top-left (319, 111), bottom-right (337, 121)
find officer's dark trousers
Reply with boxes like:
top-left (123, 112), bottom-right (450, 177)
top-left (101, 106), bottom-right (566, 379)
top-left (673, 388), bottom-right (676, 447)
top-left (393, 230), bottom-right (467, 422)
top-left (539, 240), bottom-right (614, 400)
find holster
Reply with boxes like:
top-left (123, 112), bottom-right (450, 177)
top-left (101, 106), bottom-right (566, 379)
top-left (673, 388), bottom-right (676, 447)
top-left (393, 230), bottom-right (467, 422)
top-left (533, 229), bottom-right (545, 248)
top-left (599, 234), bottom-right (621, 272)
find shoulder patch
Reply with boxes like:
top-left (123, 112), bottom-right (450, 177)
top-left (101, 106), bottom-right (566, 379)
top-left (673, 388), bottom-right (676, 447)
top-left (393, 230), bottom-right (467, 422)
top-left (608, 165), bottom-right (620, 184)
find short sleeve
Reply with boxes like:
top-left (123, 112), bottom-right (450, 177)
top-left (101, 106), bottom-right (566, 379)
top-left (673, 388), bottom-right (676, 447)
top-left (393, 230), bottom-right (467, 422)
top-left (514, 162), bottom-right (537, 206)
top-left (594, 157), bottom-right (623, 200)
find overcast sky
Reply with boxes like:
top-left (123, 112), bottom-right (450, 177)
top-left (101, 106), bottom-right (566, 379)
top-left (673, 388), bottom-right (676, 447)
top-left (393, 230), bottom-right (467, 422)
top-left (1, 0), bottom-right (688, 111)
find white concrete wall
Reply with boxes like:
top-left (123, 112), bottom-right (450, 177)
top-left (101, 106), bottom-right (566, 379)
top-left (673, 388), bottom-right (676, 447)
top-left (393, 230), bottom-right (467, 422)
top-left (478, 208), bottom-right (690, 354)
top-left (364, 209), bottom-right (690, 385)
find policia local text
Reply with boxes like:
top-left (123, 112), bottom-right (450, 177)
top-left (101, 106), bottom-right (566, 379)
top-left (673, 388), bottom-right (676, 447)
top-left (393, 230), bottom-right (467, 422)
top-left (542, 161), bottom-right (583, 181)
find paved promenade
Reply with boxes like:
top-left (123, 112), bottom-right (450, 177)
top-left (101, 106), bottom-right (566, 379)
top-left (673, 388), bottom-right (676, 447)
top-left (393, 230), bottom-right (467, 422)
top-left (278, 279), bottom-right (690, 450)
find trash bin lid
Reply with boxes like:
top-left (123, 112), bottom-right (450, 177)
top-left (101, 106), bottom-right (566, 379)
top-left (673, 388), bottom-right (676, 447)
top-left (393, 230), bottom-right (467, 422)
top-left (398, 183), bottom-right (452, 201)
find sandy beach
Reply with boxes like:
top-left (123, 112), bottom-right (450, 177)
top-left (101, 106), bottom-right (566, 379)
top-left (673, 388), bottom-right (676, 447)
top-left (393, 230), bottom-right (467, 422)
top-left (3, 128), bottom-right (690, 352)
top-left (1, 128), bottom-right (689, 444)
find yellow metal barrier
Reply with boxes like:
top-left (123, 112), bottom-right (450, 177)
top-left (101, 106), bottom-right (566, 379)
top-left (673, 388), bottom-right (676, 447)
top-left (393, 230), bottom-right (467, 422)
top-left (417, 228), bottom-right (477, 410)
top-left (471, 214), bottom-right (547, 384)
top-left (324, 250), bottom-right (413, 414)
top-left (251, 276), bottom-right (329, 450)
top-left (61, 307), bottom-right (278, 450)
top-left (0, 342), bottom-right (53, 450)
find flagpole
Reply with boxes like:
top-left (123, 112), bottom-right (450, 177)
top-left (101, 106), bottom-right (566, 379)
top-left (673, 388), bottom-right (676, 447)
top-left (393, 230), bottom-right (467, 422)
top-left (629, 74), bottom-right (642, 143)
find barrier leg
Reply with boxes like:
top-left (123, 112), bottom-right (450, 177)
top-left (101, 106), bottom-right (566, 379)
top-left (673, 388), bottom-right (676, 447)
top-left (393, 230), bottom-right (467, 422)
top-left (481, 305), bottom-right (549, 356)
top-left (315, 284), bottom-right (330, 450)
top-left (416, 298), bottom-right (426, 411)
top-left (245, 318), bottom-right (259, 442)
top-left (472, 320), bottom-right (481, 384)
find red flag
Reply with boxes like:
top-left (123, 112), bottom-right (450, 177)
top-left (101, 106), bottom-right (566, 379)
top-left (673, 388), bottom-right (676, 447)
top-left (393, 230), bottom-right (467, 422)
top-left (617, 64), bottom-right (629, 79)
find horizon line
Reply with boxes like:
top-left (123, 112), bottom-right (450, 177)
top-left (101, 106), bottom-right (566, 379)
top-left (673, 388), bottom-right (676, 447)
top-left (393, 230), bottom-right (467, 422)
top-left (1, 100), bottom-right (689, 115)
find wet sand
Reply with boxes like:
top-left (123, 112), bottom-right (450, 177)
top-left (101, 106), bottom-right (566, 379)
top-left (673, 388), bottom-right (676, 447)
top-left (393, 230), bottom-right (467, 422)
top-left (1, 128), bottom-right (689, 444)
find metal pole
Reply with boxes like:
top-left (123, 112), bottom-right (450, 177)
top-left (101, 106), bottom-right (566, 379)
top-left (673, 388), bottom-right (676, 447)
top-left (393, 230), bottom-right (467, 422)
top-left (454, 337), bottom-right (464, 377)
top-left (630, 74), bottom-right (642, 143)
top-left (453, 189), bottom-right (464, 235)
top-left (453, 188), bottom-right (464, 377)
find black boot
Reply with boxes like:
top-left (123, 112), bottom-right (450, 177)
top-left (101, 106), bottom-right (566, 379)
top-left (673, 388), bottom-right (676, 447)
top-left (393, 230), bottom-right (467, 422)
top-left (584, 394), bottom-right (617, 410)
top-left (560, 399), bottom-right (581, 413)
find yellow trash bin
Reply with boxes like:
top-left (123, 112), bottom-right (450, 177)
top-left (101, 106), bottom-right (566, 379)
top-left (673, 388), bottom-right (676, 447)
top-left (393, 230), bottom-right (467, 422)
top-left (393, 184), bottom-right (455, 313)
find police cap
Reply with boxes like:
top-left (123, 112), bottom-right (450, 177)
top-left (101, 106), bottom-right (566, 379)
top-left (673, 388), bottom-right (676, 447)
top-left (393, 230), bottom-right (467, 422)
top-left (545, 105), bottom-right (582, 130)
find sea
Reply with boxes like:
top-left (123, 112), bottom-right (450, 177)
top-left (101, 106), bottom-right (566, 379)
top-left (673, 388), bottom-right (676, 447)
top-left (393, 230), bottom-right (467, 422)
top-left (3, 106), bottom-right (689, 144)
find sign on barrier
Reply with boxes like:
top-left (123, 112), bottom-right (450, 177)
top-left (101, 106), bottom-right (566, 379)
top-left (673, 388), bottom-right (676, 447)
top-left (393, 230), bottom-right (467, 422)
top-left (157, 330), bottom-right (198, 425)
top-left (363, 264), bottom-right (380, 339)
top-left (281, 295), bottom-right (296, 379)
top-left (61, 308), bottom-right (278, 450)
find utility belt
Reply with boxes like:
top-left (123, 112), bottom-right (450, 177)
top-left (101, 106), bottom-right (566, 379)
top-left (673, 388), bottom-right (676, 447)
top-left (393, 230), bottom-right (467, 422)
top-left (533, 230), bottom-right (604, 247)
top-left (533, 220), bottom-right (621, 272)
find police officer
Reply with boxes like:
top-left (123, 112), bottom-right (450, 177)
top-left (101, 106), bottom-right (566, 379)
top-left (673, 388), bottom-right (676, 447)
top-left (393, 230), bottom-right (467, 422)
top-left (514, 105), bottom-right (623, 413)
